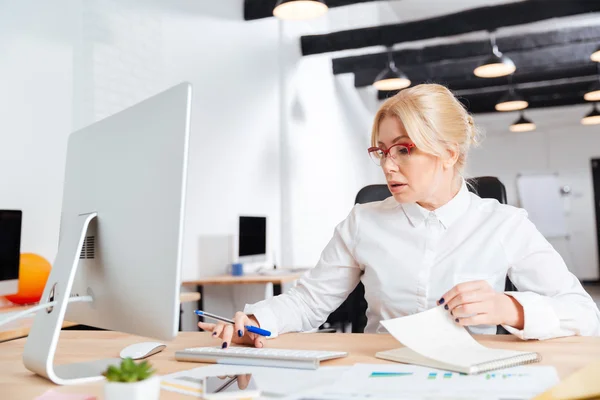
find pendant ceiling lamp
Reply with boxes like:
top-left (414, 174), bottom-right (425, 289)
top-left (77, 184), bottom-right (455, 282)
top-left (373, 48), bottom-right (411, 91)
top-left (509, 111), bottom-right (536, 132)
top-left (495, 85), bottom-right (528, 112)
top-left (273, 0), bottom-right (328, 20)
top-left (474, 32), bottom-right (516, 78)
top-left (585, 65), bottom-right (600, 101)
top-left (581, 103), bottom-right (600, 125)
top-left (585, 81), bottom-right (600, 102)
top-left (591, 46), bottom-right (600, 62)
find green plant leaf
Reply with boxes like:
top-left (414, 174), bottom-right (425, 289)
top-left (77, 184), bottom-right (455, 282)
top-left (124, 371), bottom-right (138, 383)
top-left (103, 365), bottom-right (123, 382)
top-left (121, 358), bottom-right (136, 373)
top-left (102, 357), bottom-right (155, 382)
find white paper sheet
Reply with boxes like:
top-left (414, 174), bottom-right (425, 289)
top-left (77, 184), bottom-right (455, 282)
top-left (320, 363), bottom-right (559, 400)
top-left (380, 306), bottom-right (526, 369)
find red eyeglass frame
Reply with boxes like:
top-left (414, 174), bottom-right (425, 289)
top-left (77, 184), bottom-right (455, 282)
top-left (367, 142), bottom-right (416, 158)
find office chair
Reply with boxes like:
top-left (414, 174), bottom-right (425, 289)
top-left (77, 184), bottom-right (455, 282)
top-left (323, 176), bottom-right (515, 334)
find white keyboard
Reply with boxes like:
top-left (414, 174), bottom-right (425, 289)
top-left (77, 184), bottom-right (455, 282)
top-left (175, 346), bottom-right (348, 370)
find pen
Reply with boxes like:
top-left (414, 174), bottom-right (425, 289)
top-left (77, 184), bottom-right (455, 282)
top-left (195, 310), bottom-right (271, 337)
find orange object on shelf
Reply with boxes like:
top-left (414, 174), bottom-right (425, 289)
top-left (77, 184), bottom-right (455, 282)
top-left (5, 253), bottom-right (51, 305)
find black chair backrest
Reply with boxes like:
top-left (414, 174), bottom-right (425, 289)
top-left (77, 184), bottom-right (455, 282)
top-left (355, 176), bottom-right (507, 204)
top-left (334, 176), bottom-right (514, 334)
top-left (466, 176), bottom-right (507, 204)
top-left (355, 184), bottom-right (395, 204)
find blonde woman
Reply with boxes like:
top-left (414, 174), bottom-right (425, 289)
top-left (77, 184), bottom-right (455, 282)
top-left (200, 84), bottom-right (600, 348)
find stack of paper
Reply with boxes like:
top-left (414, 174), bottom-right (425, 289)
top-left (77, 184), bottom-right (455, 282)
top-left (377, 306), bottom-right (540, 374)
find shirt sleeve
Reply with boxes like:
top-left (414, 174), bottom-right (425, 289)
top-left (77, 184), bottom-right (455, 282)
top-left (243, 207), bottom-right (363, 337)
top-left (500, 209), bottom-right (600, 340)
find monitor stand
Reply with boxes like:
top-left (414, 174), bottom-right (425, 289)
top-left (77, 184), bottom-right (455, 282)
top-left (22, 212), bottom-right (120, 385)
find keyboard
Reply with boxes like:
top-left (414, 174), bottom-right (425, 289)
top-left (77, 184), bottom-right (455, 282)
top-left (174, 346), bottom-right (348, 370)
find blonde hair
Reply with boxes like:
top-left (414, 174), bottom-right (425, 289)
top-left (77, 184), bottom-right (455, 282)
top-left (371, 83), bottom-right (482, 174)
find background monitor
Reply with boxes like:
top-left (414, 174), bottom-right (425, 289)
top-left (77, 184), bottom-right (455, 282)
top-left (23, 82), bottom-right (192, 384)
top-left (0, 209), bottom-right (21, 296)
top-left (238, 216), bottom-right (267, 262)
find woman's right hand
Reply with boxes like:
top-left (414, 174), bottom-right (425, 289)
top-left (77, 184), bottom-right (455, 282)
top-left (198, 312), bottom-right (265, 349)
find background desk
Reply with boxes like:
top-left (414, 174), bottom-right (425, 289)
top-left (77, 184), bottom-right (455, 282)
top-left (0, 292), bottom-right (201, 343)
top-left (182, 271), bottom-right (305, 326)
top-left (1, 332), bottom-right (599, 399)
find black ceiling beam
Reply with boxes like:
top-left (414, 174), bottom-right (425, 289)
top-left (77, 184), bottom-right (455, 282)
top-left (377, 79), bottom-right (597, 114)
top-left (301, 0), bottom-right (600, 55)
top-left (351, 41), bottom-right (600, 89)
top-left (333, 25), bottom-right (600, 76)
top-left (447, 64), bottom-right (598, 92)
top-left (356, 63), bottom-right (599, 93)
top-left (243, 0), bottom-right (379, 21)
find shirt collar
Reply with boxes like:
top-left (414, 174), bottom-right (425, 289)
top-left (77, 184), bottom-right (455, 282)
top-left (401, 180), bottom-right (471, 229)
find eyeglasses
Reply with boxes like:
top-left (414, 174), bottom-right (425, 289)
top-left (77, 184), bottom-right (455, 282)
top-left (367, 143), bottom-right (415, 166)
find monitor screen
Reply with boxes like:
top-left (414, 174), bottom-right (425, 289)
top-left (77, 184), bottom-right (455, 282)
top-left (0, 210), bottom-right (22, 281)
top-left (238, 216), bottom-right (266, 257)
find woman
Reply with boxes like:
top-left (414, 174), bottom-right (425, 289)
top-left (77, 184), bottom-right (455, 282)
top-left (200, 84), bottom-right (600, 348)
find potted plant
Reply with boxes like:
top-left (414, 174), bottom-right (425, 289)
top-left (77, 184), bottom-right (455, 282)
top-left (102, 357), bottom-right (160, 400)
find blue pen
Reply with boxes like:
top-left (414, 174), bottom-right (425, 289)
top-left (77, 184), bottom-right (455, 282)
top-left (194, 310), bottom-right (271, 337)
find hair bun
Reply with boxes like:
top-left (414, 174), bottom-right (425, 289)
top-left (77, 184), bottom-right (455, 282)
top-left (466, 115), bottom-right (481, 146)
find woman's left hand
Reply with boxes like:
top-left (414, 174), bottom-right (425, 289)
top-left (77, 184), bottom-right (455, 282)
top-left (438, 280), bottom-right (524, 329)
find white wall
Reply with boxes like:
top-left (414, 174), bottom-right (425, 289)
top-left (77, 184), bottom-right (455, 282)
top-left (0, 1), bottom-right (76, 260)
top-left (157, 1), bottom-right (281, 326)
top-left (468, 106), bottom-right (600, 280)
top-left (280, 5), bottom-right (384, 268)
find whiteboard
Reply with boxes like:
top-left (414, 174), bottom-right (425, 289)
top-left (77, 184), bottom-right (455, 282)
top-left (516, 174), bottom-right (568, 238)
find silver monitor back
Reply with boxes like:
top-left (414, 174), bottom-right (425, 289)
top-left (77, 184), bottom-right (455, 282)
top-left (23, 82), bottom-right (192, 384)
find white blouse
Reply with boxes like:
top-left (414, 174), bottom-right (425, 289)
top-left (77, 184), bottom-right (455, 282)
top-left (244, 182), bottom-right (600, 340)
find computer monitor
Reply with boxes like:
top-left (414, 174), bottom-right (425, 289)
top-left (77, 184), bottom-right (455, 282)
top-left (23, 82), bottom-right (192, 385)
top-left (0, 210), bottom-right (21, 296)
top-left (238, 216), bottom-right (267, 265)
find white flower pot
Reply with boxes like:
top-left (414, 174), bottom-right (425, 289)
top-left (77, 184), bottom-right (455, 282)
top-left (104, 376), bottom-right (161, 400)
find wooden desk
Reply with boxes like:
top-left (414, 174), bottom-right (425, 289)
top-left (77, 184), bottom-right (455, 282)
top-left (182, 273), bottom-right (305, 287)
top-left (182, 271), bottom-right (306, 324)
top-left (0, 292), bottom-right (201, 343)
top-left (1, 332), bottom-right (599, 400)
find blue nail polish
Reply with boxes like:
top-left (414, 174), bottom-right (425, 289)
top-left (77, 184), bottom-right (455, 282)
top-left (455, 318), bottom-right (459, 323)
top-left (238, 330), bottom-right (243, 338)
top-left (222, 342), bottom-right (228, 349)
top-left (212, 332), bottom-right (217, 336)
top-left (439, 298), bottom-right (445, 304)
top-left (444, 304), bottom-right (449, 310)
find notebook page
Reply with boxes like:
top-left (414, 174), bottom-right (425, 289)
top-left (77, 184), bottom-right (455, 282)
top-left (380, 306), bottom-right (527, 369)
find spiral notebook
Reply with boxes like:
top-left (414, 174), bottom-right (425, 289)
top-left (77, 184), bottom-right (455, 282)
top-left (376, 306), bottom-right (541, 375)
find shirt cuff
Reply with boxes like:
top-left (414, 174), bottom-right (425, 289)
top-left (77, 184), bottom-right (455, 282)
top-left (502, 291), bottom-right (561, 340)
top-left (243, 304), bottom-right (279, 339)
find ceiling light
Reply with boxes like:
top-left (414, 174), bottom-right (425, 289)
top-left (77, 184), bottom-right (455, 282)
top-left (373, 49), bottom-right (411, 91)
top-left (509, 112), bottom-right (536, 132)
top-left (584, 80), bottom-right (600, 102)
top-left (273, 0), bottom-right (328, 20)
top-left (591, 46), bottom-right (600, 62)
top-left (495, 87), bottom-right (528, 111)
top-left (582, 103), bottom-right (600, 125)
top-left (474, 32), bottom-right (516, 78)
